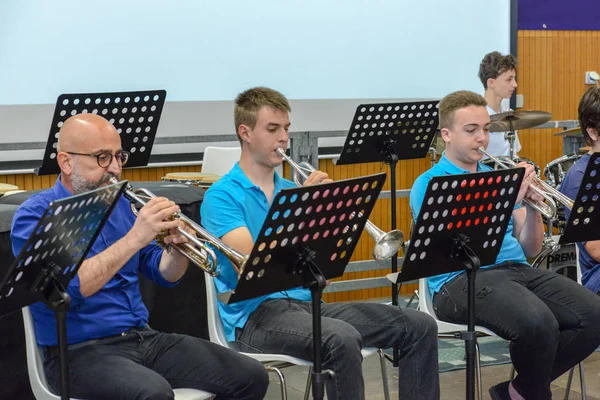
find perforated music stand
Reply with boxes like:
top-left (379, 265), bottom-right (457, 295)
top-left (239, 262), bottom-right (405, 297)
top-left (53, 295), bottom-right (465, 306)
top-left (219, 172), bottom-right (386, 400)
top-left (36, 90), bottom-right (167, 175)
top-left (0, 181), bottom-right (127, 400)
top-left (388, 168), bottom-right (524, 400)
top-left (335, 100), bottom-right (439, 365)
top-left (560, 153), bottom-right (600, 245)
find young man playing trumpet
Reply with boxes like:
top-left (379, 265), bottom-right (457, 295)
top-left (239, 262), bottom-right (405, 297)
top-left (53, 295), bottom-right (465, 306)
top-left (11, 113), bottom-right (269, 400)
top-left (560, 87), bottom-right (600, 296)
top-left (410, 90), bottom-right (600, 400)
top-left (201, 86), bottom-right (440, 400)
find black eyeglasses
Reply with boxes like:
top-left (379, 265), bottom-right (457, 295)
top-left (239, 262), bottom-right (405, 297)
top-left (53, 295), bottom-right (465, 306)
top-left (66, 150), bottom-right (130, 168)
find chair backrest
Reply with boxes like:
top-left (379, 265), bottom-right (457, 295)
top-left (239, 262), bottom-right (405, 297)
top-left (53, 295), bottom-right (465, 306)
top-left (201, 147), bottom-right (241, 177)
top-left (22, 307), bottom-right (62, 400)
top-left (575, 244), bottom-right (583, 285)
top-left (204, 275), bottom-right (233, 348)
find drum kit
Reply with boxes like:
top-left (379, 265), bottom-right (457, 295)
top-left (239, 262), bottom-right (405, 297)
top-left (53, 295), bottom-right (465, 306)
top-left (161, 172), bottom-right (221, 188)
top-left (427, 109), bottom-right (582, 277)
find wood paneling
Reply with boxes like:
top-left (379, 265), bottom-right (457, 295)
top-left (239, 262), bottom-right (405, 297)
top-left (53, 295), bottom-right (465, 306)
top-left (517, 30), bottom-right (600, 176)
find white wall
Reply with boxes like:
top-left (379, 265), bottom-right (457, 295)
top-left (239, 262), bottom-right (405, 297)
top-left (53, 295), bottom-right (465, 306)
top-left (0, 0), bottom-right (510, 166)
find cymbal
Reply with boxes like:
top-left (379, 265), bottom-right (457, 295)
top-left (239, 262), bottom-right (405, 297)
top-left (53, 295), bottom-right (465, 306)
top-left (489, 110), bottom-right (552, 132)
top-left (579, 146), bottom-right (591, 153)
top-left (553, 127), bottom-right (582, 137)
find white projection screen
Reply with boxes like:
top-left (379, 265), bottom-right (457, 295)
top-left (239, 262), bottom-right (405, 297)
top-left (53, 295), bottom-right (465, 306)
top-left (0, 0), bottom-right (511, 169)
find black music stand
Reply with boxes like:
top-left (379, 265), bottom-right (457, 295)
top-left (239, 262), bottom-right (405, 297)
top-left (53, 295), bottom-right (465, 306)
top-left (335, 100), bottom-right (439, 365)
top-left (0, 182), bottom-right (127, 400)
top-left (388, 168), bottom-right (524, 400)
top-left (36, 90), bottom-right (167, 175)
top-left (560, 153), bottom-right (600, 245)
top-left (219, 173), bottom-right (386, 400)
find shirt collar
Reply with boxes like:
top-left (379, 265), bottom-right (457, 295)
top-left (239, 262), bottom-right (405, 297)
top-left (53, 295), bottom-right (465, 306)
top-left (51, 175), bottom-right (74, 198)
top-left (228, 162), bottom-right (285, 190)
top-left (436, 152), bottom-right (486, 174)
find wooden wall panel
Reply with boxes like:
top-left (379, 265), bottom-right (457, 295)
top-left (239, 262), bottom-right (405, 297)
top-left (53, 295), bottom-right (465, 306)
top-left (517, 30), bottom-right (600, 176)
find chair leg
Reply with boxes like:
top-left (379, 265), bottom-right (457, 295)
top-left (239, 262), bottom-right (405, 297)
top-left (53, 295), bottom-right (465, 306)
top-left (265, 365), bottom-right (288, 400)
top-left (564, 366), bottom-right (575, 400)
top-left (475, 341), bottom-right (483, 400)
top-left (579, 362), bottom-right (587, 400)
top-left (406, 290), bottom-right (420, 309)
top-left (304, 367), bottom-right (313, 400)
top-left (377, 349), bottom-right (391, 400)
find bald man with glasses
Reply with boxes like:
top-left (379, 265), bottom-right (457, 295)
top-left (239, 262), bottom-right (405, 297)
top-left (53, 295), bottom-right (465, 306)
top-left (11, 114), bottom-right (269, 400)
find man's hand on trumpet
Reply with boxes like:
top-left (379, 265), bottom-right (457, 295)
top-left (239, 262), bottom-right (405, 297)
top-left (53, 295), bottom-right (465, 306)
top-left (129, 197), bottom-right (182, 249)
top-left (303, 170), bottom-right (334, 186)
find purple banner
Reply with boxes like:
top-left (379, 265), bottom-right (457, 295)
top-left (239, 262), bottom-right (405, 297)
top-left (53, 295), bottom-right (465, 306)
top-left (519, 0), bottom-right (600, 30)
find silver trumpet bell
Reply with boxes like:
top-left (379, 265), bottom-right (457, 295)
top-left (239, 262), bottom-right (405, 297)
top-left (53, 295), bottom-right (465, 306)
top-left (276, 148), bottom-right (404, 260)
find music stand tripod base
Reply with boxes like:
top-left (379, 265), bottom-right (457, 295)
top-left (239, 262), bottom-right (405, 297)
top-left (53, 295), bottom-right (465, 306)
top-left (389, 168), bottom-right (524, 400)
top-left (335, 99), bottom-right (440, 366)
top-left (220, 173), bottom-right (386, 400)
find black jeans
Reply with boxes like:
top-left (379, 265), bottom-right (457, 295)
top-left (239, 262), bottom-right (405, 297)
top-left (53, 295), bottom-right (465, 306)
top-left (236, 299), bottom-right (440, 400)
top-left (43, 327), bottom-right (269, 400)
top-left (433, 262), bottom-right (600, 400)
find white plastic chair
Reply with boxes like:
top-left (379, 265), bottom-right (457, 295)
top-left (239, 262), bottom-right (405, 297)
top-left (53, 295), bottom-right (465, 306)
top-left (418, 278), bottom-right (500, 400)
top-left (204, 275), bottom-right (390, 400)
top-left (22, 307), bottom-right (215, 400)
top-left (201, 147), bottom-right (241, 177)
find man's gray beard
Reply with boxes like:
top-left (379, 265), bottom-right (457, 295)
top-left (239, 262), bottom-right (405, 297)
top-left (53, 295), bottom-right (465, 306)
top-left (70, 166), bottom-right (119, 195)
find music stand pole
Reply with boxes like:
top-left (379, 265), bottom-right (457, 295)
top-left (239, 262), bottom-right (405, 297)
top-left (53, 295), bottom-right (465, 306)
top-left (382, 139), bottom-right (401, 366)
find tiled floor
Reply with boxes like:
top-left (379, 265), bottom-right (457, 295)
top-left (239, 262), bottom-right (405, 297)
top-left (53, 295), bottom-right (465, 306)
top-left (262, 351), bottom-right (600, 399)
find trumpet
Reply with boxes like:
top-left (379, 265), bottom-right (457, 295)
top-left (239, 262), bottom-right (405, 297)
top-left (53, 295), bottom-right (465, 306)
top-left (477, 148), bottom-right (574, 219)
top-left (110, 178), bottom-right (249, 276)
top-left (276, 148), bottom-right (404, 260)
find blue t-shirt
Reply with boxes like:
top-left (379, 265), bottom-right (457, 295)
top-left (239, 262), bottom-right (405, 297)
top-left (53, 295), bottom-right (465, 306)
top-left (10, 177), bottom-right (177, 346)
top-left (200, 163), bottom-right (312, 342)
top-left (409, 153), bottom-right (528, 298)
top-left (559, 153), bottom-right (600, 294)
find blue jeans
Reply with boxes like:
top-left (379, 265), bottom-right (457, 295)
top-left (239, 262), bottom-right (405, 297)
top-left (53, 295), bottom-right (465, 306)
top-left (433, 262), bottom-right (600, 400)
top-left (235, 299), bottom-right (440, 400)
top-left (43, 326), bottom-right (269, 400)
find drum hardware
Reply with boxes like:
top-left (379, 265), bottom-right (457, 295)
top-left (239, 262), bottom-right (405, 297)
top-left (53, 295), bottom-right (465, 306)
top-left (276, 148), bottom-right (404, 261)
top-left (161, 172), bottom-right (221, 188)
top-left (489, 110), bottom-right (552, 159)
top-left (110, 178), bottom-right (249, 276)
top-left (553, 127), bottom-right (583, 137)
top-left (489, 110), bottom-right (553, 133)
top-left (543, 154), bottom-right (583, 188)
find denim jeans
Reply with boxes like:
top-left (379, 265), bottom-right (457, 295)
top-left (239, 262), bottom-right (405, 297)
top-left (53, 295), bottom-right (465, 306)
top-left (235, 299), bottom-right (440, 400)
top-left (43, 326), bottom-right (269, 400)
top-left (433, 262), bottom-right (600, 400)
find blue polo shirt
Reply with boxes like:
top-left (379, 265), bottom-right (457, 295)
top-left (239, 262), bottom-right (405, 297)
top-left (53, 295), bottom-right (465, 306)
top-left (11, 177), bottom-right (176, 346)
top-left (409, 153), bottom-right (528, 298)
top-left (560, 153), bottom-right (600, 294)
top-left (201, 163), bottom-right (312, 342)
